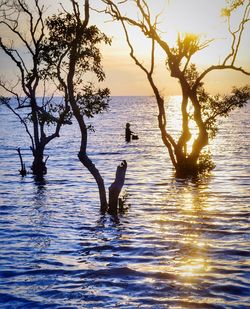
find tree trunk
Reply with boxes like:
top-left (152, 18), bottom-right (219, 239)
top-left (176, 91), bottom-right (191, 158)
top-left (175, 156), bottom-right (198, 178)
top-left (31, 146), bottom-right (47, 177)
top-left (58, 3), bottom-right (127, 213)
top-left (108, 160), bottom-right (127, 215)
top-left (78, 152), bottom-right (108, 213)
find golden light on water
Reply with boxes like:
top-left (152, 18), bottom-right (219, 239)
top-left (165, 96), bottom-right (200, 156)
top-left (178, 257), bottom-right (211, 279)
top-left (126, 177), bottom-right (214, 283)
top-left (156, 174), bottom-right (217, 282)
top-left (187, 117), bottom-right (198, 154)
top-left (175, 226), bottom-right (211, 282)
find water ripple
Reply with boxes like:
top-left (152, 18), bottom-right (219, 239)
top-left (0, 98), bottom-right (249, 308)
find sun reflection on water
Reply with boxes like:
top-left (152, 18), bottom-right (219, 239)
top-left (149, 178), bottom-right (216, 284)
top-left (178, 257), bottom-right (211, 279)
top-left (165, 96), bottom-right (200, 155)
top-left (180, 184), bottom-right (212, 280)
top-left (0, 97), bottom-right (249, 307)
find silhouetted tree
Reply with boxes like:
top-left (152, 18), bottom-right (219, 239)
top-left (0, 0), bottom-right (71, 178)
top-left (103, 0), bottom-right (250, 177)
top-left (42, 0), bottom-right (127, 213)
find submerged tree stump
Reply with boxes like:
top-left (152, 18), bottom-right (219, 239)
top-left (17, 148), bottom-right (27, 176)
top-left (108, 160), bottom-right (127, 215)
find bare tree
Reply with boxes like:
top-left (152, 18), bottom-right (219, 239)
top-left (42, 0), bottom-right (127, 213)
top-left (0, 0), bottom-right (71, 177)
top-left (103, 0), bottom-right (250, 177)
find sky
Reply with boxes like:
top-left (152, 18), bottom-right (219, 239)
top-left (94, 0), bottom-right (250, 96)
top-left (0, 0), bottom-right (249, 96)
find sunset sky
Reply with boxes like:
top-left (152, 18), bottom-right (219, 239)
top-left (94, 0), bottom-right (250, 96)
top-left (0, 0), bottom-right (249, 96)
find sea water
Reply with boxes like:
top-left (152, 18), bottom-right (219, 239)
top-left (0, 97), bottom-right (249, 308)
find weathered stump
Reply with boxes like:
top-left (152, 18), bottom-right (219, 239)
top-left (17, 147), bottom-right (27, 176)
top-left (108, 160), bottom-right (127, 215)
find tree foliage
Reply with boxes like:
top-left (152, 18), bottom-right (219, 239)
top-left (40, 0), bottom-right (120, 212)
top-left (41, 9), bottom-right (111, 121)
top-left (0, 0), bottom-right (71, 177)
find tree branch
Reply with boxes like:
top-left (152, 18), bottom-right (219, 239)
top-left (82, 0), bottom-right (90, 28)
top-left (193, 65), bottom-right (250, 90)
top-left (105, 0), bottom-right (177, 167)
top-left (223, 1), bottom-right (250, 65)
top-left (0, 96), bottom-right (35, 149)
top-left (0, 39), bottom-right (29, 96)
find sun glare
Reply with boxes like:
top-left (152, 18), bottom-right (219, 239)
top-left (178, 256), bottom-right (211, 279)
top-left (157, 0), bottom-right (239, 65)
top-left (164, 0), bottom-right (224, 36)
top-left (164, 96), bottom-right (199, 156)
top-left (97, 0), bottom-right (250, 95)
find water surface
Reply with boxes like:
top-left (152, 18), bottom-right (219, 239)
top-left (0, 97), bottom-right (249, 308)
